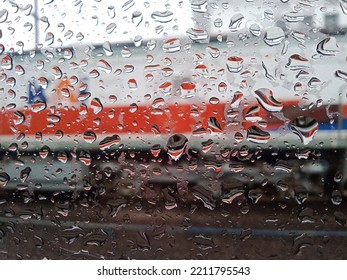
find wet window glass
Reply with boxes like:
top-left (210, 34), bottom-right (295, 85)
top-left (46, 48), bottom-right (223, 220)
top-left (0, 0), bottom-right (346, 259)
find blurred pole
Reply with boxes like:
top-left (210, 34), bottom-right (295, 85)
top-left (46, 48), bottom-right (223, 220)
top-left (34, 0), bottom-right (39, 49)
top-left (8, 0), bottom-right (40, 50)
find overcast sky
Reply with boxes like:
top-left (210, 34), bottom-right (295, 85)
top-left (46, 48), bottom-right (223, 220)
top-left (0, 0), bottom-right (196, 51)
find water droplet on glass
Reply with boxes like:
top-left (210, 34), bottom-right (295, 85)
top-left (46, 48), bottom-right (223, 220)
top-left (292, 234), bottom-right (313, 255)
top-left (191, 0), bottom-right (208, 13)
top-left (194, 64), bottom-right (208, 77)
top-left (245, 106), bottom-right (262, 122)
top-left (36, 60), bottom-right (44, 70)
top-left (232, 132), bottom-right (242, 142)
top-left (229, 13), bottom-right (244, 32)
top-left (20, 167), bottom-right (31, 183)
top-left (162, 38), bottom-right (181, 53)
top-left (221, 179), bottom-right (244, 204)
top-left (1, 55), bottom-right (13, 70)
top-left (24, 22), bottom-right (33, 32)
top-left (97, 59), bottom-right (112, 74)
top-left (239, 228), bottom-right (252, 241)
top-left (63, 49), bottom-right (73, 60)
top-left (150, 144), bottom-right (161, 157)
top-left (274, 160), bottom-right (292, 173)
top-left (122, 0), bottom-right (135, 11)
top-left (247, 126), bottom-right (270, 144)
top-left (286, 54), bottom-right (309, 71)
top-left (133, 35), bottom-right (142, 47)
top-left (106, 23), bottom-right (117, 34)
top-left (192, 185), bottom-right (215, 210)
top-left (248, 188), bottom-right (263, 203)
top-left (35, 132), bottom-right (42, 141)
top-left (79, 151), bottom-right (91, 166)
top-left (145, 54), bottom-right (153, 64)
top-left (334, 211), bottom-right (346, 226)
top-left (162, 188), bottom-right (177, 210)
top-left (264, 9), bottom-right (274, 21)
top-left (90, 98), bottom-right (103, 114)
top-left (340, 0), bottom-right (347, 15)
top-left (39, 146), bottom-right (50, 159)
top-left (207, 45), bottom-right (220, 58)
top-left (92, 15), bottom-right (99, 26)
top-left (130, 11), bottom-right (143, 27)
top-left (103, 41), bottom-right (113, 56)
top-left (83, 131), bottom-right (97, 144)
top-left (208, 117), bottom-right (222, 133)
top-left (16, 41), bottom-right (24, 55)
top-left (37, 77), bottom-right (48, 89)
top-left (64, 30), bottom-right (74, 39)
top-left (290, 116), bottom-right (318, 145)
top-left (249, 23), bottom-right (261, 36)
top-left (57, 151), bottom-right (68, 163)
top-left (31, 99), bottom-right (47, 113)
top-left (144, 73), bottom-right (153, 82)
top-left (23, 4), bottom-right (33, 16)
top-left (52, 66), bottom-right (63, 79)
top-left (0, 10), bottom-right (8, 23)
top-left (226, 56), bottom-right (243, 72)
top-left (13, 111), bottom-right (25, 125)
top-left (230, 91), bottom-right (243, 108)
top-left (6, 77), bottom-right (16, 87)
top-left (180, 82), bottom-right (196, 98)
top-left (0, 172), bottom-right (10, 187)
top-left (151, 10), bottom-right (173, 23)
top-left (129, 103), bottom-right (138, 113)
top-left (317, 37), bottom-right (339, 56)
top-left (167, 134), bottom-right (188, 160)
top-left (78, 89), bottom-right (90, 100)
top-left (194, 234), bottom-right (214, 249)
top-left (8, 143), bottom-right (18, 152)
top-left (107, 6), bottom-right (115, 19)
top-left (335, 70), bottom-right (347, 82)
top-left (254, 88), bottom-right (283, 112)
top-left (186, 28), bottom-right (209, 41)
top-left (6, 103), bottom-right (16, 110)
top-left (159, 81), bottom-right (172, 94)
top-left (147, 39), bottom-right (156, 50)
top-left (307, 77), bottom-right (321, 89)
top-left (89, 69), bottom-right (100, 78)
top-left (121, 47), bottom-right (132, 58)
top-left (276, 180), bottom-right (288, 191)
top-left (121, 66), bottom-right (133, 75)
top-left (135, 231), bottom-right (151, 251)
top-left (264, 26), bottom-right (285, 46)
top-left (284, 12), bottom-right (304, 22)
top-left (331, 190), bottom-right (342, 205)
top-left (127, 78), bottom-right (137, 90)
top-left (99, 135), bottom-right (121, 150)
top-left (213, 18), bottom-right (223, 28)
top-left (294, 185), bottom-right (308, 204)
top-left (161, 67), bottom-right (173, 77)
top-left (47, 114), bottom-right (61, 123)
top-left (202, 139), bottom-right (214, 153)
top-left (55, 130), bottom-right (64, 139)
top-left (45, 32), bottom-right (54, 45)
top-left (40, 16), bottom-right (50, 32)
top-left (209, 97), bottom-right (220, 105)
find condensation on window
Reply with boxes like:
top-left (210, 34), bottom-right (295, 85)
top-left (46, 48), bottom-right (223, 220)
top-left (0, 0), bottom-right (346, 259)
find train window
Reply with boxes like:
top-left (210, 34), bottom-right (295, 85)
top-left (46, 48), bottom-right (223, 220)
top-left (0, 0), bottom-right (346, 260)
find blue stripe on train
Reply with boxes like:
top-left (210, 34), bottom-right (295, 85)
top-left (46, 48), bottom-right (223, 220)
top-left (318, 119), bottom-right (347, 130)
top-left (270, 120), bottom-right (347, 132)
